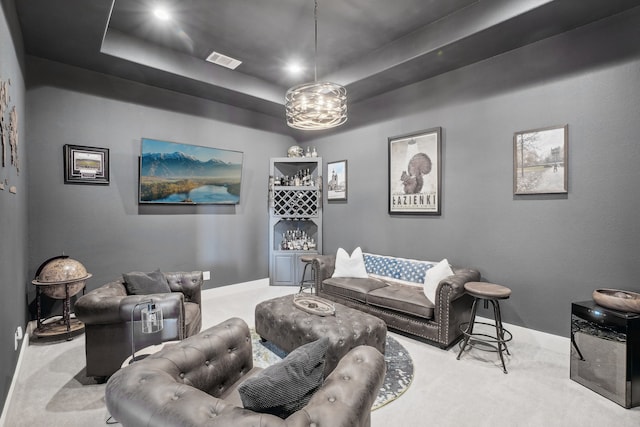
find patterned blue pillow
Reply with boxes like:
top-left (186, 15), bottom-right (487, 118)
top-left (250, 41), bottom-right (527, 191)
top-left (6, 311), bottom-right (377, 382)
top-left (363, 253), bottom-right (435, 286)
top-left (396, 259), bottom-right (431, 284)
top-left (363, 253), bottom-right (398, 277)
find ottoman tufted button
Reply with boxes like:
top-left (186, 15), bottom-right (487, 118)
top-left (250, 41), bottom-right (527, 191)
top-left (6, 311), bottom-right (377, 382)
top-left (328, 396), bottom-right (336, 403)
top-left (179, 373), bottom-right (185, 379)
top-left (205, 360), bottom-right (210, 366)
top-left (343, 375), bottom-right (351, 381)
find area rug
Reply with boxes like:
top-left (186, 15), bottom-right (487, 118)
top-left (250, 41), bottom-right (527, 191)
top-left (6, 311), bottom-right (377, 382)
top-left (250, 330), bottom-right (414, 410)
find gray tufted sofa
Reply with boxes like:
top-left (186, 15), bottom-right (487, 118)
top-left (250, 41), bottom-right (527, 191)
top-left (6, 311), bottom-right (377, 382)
top-left (105, 317), bottom-right (386, 427)
top-left (313, 254), bottom-right (481, 348)
top-left (75, 271), bottom-right (203, 380)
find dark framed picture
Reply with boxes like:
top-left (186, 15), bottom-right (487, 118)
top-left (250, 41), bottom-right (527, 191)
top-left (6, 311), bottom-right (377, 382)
top-left (388, 127), bottom-right (442, 215)
top-left (514, 124), bottom-right (568, 194)
top-left (63, 144), bottom-right (110, 185)
top-left (327, 160), bottom-right (347, 201)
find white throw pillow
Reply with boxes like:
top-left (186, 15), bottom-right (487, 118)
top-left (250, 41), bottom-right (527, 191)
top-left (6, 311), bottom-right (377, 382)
top-left (423, 259), bottom-right (454, 303)
top-left (332, 247), bottom-right (369, 278)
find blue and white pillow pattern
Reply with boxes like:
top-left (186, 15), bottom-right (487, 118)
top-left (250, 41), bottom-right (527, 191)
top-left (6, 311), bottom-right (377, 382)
top-left (363, 253), bottom-right (435, 287)
top-left (363, 253), bottom-right (398, 278)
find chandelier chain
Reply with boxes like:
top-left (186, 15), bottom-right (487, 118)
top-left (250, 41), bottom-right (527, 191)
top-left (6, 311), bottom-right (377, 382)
top-left (284, 0), bottom-right (347, 130)
top-left (314, 0), bottom-right (318, 82)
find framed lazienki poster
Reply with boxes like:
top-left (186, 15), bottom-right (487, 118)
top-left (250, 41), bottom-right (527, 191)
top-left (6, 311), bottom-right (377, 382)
top-left (327, 160), bottom-right (347, 201)
top-left (513, 124), bottom-right (568, 195)
top-left (63, 144), bottom-right (110, 185)
top-left (388, 127), bottom-right (441, 215)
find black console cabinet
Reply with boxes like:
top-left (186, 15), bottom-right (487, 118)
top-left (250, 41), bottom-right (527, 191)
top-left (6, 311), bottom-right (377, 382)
top-left (570, 300), bottom-right (640, 408)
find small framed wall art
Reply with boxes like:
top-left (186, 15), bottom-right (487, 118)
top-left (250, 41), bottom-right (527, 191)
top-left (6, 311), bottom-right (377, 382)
top-left (513, 124), bottom-right (568, 194)
top-left (327, 160), bottom-right (347, 201)
top-left (388, 127), bottom-right (442, 215)
top-left (63, 144), bottom-right (110, 185)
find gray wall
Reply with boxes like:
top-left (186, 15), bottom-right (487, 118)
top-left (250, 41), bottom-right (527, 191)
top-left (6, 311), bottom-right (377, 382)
top-left (0, 0), bottom-right (26, 414)
top-left (26, 59), bottom-right (295, 296)
top-left (306, 9), bottom-right (640, 336)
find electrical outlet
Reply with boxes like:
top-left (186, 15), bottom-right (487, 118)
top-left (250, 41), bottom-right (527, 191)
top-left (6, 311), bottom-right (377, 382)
top-left (203, 271), bottom-right (211, 281)
top-left (14, 326), bottom-right (23, 351)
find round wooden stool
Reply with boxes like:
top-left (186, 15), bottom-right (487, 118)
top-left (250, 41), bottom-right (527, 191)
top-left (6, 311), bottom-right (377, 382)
top-left (456, 281), bottom-right (513, 373)
top-left (298, 255), bottom-right (316, 294)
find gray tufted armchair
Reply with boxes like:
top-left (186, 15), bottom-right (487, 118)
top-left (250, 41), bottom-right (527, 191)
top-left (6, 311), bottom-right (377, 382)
top-left (105, 317), bottom-right (386, 427)
top-left (75, 271), bottom-right (203, 381)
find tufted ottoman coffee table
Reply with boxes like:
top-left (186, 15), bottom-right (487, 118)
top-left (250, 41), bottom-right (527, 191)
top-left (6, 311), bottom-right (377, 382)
top-left (255, 294), bottom-right (387, 376)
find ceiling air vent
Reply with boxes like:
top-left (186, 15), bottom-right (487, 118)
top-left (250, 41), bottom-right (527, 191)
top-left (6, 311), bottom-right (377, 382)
top-left (206, 51), bottom-right (242, 70)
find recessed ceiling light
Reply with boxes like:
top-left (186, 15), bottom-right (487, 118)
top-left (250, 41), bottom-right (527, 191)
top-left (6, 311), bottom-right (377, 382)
top-left (286, 61), bottom-right (304, 75)
top-left (153, 7), bottom-right (171, 21)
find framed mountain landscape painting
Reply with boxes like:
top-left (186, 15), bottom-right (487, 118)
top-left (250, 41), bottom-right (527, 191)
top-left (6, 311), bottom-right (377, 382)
top-left (138, 138), bottom-right (244, 204)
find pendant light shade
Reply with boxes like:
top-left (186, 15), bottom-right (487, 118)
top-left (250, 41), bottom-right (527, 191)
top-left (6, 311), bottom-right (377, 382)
top-left (285, 0), bottom-right (347, 130)
top-left (285, 81), bottom-right (347, 130)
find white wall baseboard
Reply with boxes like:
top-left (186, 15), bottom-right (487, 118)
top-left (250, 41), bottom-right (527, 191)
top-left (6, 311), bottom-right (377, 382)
top-left (0, 327), bottom-right (29, 427)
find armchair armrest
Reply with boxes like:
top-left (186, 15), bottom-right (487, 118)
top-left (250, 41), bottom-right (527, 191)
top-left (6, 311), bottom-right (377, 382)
top-left (165, 271), bottom-right (203, 306)
top-left (287, 345), bottom-right (386, 427)
top-left (75, 284), bottom-right (184, 326)
top-left (312, 255), bottom-right (336, 291)
top-left (75, 281), bottom-right (127, 324)
top-left (118, 293), bottom-right (184, 324)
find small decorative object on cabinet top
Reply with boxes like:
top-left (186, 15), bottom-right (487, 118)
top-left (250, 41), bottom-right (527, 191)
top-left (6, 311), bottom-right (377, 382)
top-left (287, 145), bottom-right (303, 157)
top-left (593, 288), bottom-right (640, 313)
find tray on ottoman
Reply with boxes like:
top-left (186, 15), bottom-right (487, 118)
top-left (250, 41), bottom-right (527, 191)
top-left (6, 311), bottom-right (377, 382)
top-left (255, 293), bottom-right (387, 376)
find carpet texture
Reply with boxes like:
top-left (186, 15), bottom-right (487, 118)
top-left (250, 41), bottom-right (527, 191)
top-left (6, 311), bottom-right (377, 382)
top-left (251, 329), bottom-right (414, 410)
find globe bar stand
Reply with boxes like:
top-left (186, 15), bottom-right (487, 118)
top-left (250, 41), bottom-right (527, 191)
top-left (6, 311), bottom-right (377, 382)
top-left (31, 255), bottom-right (91, 341)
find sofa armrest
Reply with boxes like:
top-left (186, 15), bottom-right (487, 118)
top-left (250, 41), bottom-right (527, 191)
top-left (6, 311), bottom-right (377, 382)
top-left (434, 268), bottom-right (481, 345)
top-left (436, 268), bottom-right (481, 303)
top-left (165, 271), bottom-right (203, 306)
top-left (312, 255), bottom-right (336, 291)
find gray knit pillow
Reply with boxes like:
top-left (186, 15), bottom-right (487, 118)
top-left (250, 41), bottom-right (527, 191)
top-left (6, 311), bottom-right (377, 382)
top-left (122, 269), bottom-right (171, 295)
top-left (238, 337), bottom-right (329, 418)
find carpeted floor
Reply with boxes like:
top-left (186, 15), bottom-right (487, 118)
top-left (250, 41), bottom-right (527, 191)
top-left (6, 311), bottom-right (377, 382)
top-left (3, 281), bottom-right (640, 427)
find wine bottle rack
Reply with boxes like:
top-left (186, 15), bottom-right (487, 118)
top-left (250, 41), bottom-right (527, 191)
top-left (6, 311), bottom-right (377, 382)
top-left (268, 157), bottom-right (322, 286)
top-left (273, 188), bottom-right (319, 217)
